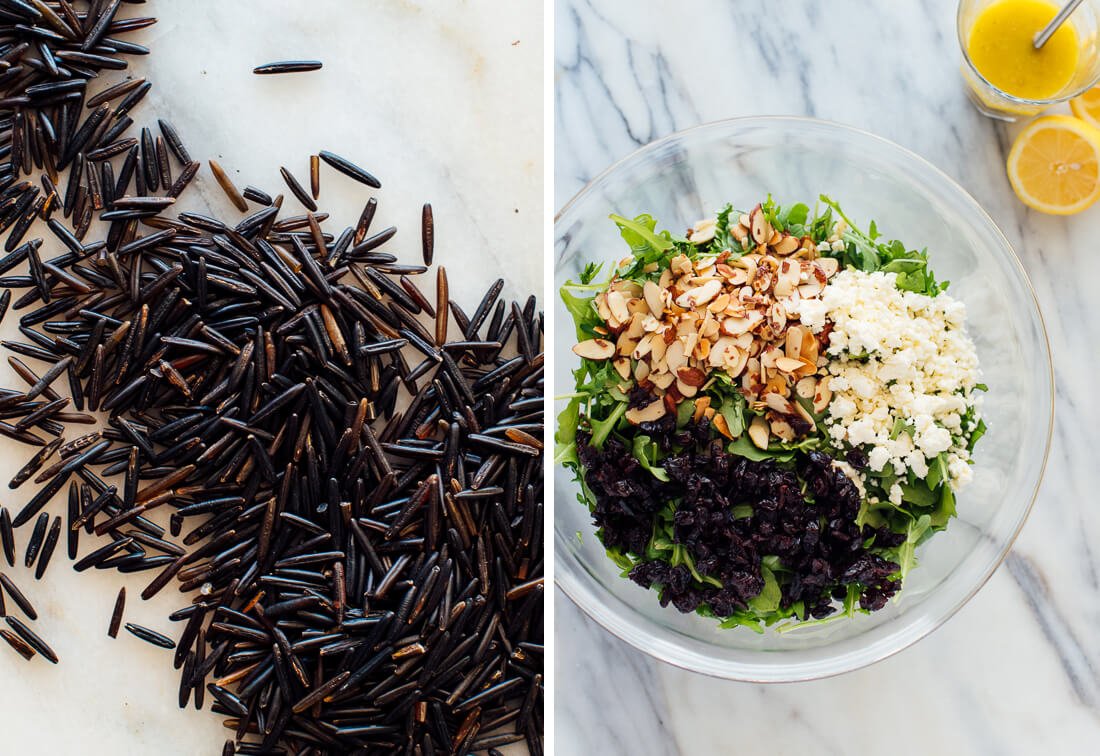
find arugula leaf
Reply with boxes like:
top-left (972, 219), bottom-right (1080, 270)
top-left (579, 261), bottom-right (604, 285)
top-left (897, 514), bottom-right (932, 578)
top-left (631, 435), bottom-right (670, 482)
top-left (588, 401), bottom-right (626, 450)
top-left (553, 397), bottom-right (581, 466)
top-left (929, 484), bottom-right (956, 528)
top-left (727, 435), bottom-right (797, 463)
top-left (748, 565), bottom-right (782, 613)
top-left (610, 213), bottom-right (673, 261)
top-left (559, 286), bottom-right (601, 341)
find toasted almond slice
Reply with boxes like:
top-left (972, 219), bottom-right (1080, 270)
top-left (627, 297), bottom-right (650, 316)
top-left (713, 412), bottom-right (734, 440)
top-left (738, 213), bottom-right (751, 228)
top-left (749, 204), bottom-right (772, 245)
top-left (709, 336), bottom-right (733, 367)
top-left (632, 334), bottom-right (653, 360)
top-left (694, 336), bottom-right (711, 361)
top-left (676, 366), bottom-right (706, 387)
top-left (774, 356), bottom-right (805, 374)
top-left (693, 395), bottom-right (711, 423)
top-left (573, 338), bottom-right (614, 360)
top-left (595, 293), bottom-right (612, 323)
top-left (643, 261), bottom-right (659, 273)
top-left (785, 326), bottom-right (803, 359)
top-left (748, 416), bottom-right (770, 449)
top-left (682, 332), bottom-right (699, 359)
top-left (730, 224), bottom-right (749, 243)
top-left (769, 415), bottom-right (796, 442)
top-left (772, 234), bottom-right (800, 256)
top-left (651, 371), bottom-right (675, 389)
top-left (764, 392), bottom-right (794, 414)
top-left (615, 332), bottom-right (638, 356)
top-left (689, 218), bottom-right (717, 244)
top-left (664, 340), bottom-right (687, 372)
top-left (795, 375), bottom-right (817, 399)
top-left (813, 376), bottom-right (832, 413)
top-left (625, 399), bottom-right (667, 424)
top-left (793, 401), bottom-right (816, 430)
top-left (798, 277), bottom-right (824, 298)
top-left (724, 345), bottom-right (748, 377)
top-left (674, 279), bottom-right (722, 308)
top-left (767, 302), bottom-right (787, 332)
top-left (606, 290), bottom-right (630, 324)
top-left (817, 256), bottom-right (839, 278)
top-left (634, 359), bottom-right (650, 382)
top-left (649, 332), bottom-right (668, 363)
top-left (765, 373), bottom-right (789, 396)
top-left (703, 406), bottom-right (717, 420)
top-left (641, 314), bottom-right (662, 332)
top-left (708, 292), bottom-right (731, 313)
top-left (760, 344), bottom-right (780, 369)
top-left (625, 312), bottom-right (646, 339)
top-left (643, 280), bottom-right (664, 317)
top-left (675, 378), bottom-right (698, 398)
top-left (800, 328), bottom-right (819, 364)
top-left (658, 268), bottom-right (672, 289)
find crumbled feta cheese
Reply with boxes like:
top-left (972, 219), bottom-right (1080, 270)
top-left (801, 269), bottom-right (982, 489)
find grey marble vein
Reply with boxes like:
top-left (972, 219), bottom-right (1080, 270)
top-left (556, 0), bottom-right (1100, 753)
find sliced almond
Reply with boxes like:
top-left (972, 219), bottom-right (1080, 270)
top-left (650, 371), bottom-right (675, 389)
top-left (795, 375), bottom-right (817, 399)
top-left (595, 293), bottom-right (612, 323)
top-left (649, 332), bottom-right (667, 363)
top-left (769, 415), bottom-right (796, 442)
top-left (793, 401), bottom-right (816, 430)
top-left (676, 367), bottom-right (706, 387)
top-left (723, 345), bottom-right (748, 377)
top-left (688, 218), bottom-right (717, 245)
top-left (634, 359), bottom-right (650, 382)
top-left (767, 301), bottom-right (787, 332)
top-left (675, 378), bottom-right (698, 398)
top-left (643, 280), bottom-right (664, 317)
top-left (817, 256), bottom-right (840, 278)
top-left (813, 376), bottom-right (833, 413)
top-left (774, 356), bottom-right (805, 374)
top-left (748, 416), bottom-right (770, 449)
top-left (730, 224), bottom-right (749, 243)
top-left (785, 326), bottom-right (803, 359)
top-left (693, 395), bottom-right (711, 423)
top-left (772, 233), bottom-right (799, 256)
top-left (632, 335), bottom-right (653, 360)
top-left (615, 332), bottom-right (638, 357)
top-left (748, 204), bottom-right (772, 246)
top-left (573, 339), bottom-right (614, 360)
top-left (625, 312), bottom-right (645, 339)
top-left (606, 289), bottom-right (630, 324)
top-left (694, 336), bottom-right (711, 361)
top-left (764, 392), bottom-right (794, 415)
top-left (626, 297), bottom-right (650, 316)
top-left (625, 399), bottom-right (667, 425)
top-left (664, 339), bottom-right (688, 373)
top-left (674, 279), bottom-right (722, 309)
top-left (738, 213), bottom-right (751, 228)
top-left (612, 357), bottom-right (631, 380)
top-left (712, 412), bottom-right (734, 440)
top-left (658, 268), bottom-right (672, 289)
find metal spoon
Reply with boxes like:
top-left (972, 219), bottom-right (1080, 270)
top-left (1034, 0), bottom-right (1085, 48)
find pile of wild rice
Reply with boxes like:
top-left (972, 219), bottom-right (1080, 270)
top-left (0, 2), bottom-right (543, 754)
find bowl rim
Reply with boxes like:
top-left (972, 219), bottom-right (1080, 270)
top-left (553, 115), bottom-right (1055, 682)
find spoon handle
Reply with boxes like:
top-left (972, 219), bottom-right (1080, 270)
top-left (1034, 0), bottom-right (1086, 49)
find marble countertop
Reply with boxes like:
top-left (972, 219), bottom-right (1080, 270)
top-left (555, 1), bottom-right (1095, 753)
top-left (0, 2), bottom-right (542, 754)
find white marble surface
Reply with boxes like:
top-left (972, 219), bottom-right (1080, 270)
top-left (555, 1), bottom-right (1096, 753)
top-left (0, 2), bottom-right (542, 754)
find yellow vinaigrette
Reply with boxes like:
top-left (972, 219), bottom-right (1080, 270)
top-left (967, 0), bottom-right (1079, 100)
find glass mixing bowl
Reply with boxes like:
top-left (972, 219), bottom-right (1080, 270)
top-left (554, 117), bottom-right (1053, 682)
